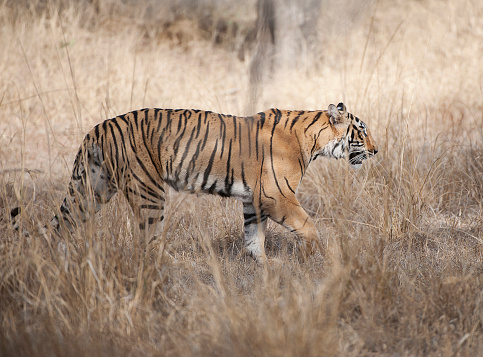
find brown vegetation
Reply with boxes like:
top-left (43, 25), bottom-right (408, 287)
top-left (1, 0), bottom-right (482, 355)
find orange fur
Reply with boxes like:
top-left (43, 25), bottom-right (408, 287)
top-left (12, 103), bottom-right (377, 262)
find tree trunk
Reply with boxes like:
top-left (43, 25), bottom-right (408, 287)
top-left (247, 0), bottom-right (321, 114)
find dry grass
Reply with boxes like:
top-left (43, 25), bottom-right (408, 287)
top-left (1, 0), bottom-right (482, 355)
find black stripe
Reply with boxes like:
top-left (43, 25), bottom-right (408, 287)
top-left (107, 122), bottom-right (120, 170)
top-left (140, 204), bottom-right (163, 209)
top-left (201, 140), bottom-right (218, 189)
top-left (116, 114), bottom-right (129, 125)
top-left (208, 180), bottom-right (218, 194)
top-left (241, 162), bottom-right (249, 192)
top-left (224, 139), bottom-right (233, 193)
top-left (243, 213), bottom-right (267, 226)
top-left (130, 172), bottom-right (166, 198)
top-left (283, 111), bottom-right (291, 128)
top-left (186, 140), bottom-right (203, 185)
top-left (94, 123), bottom-right (100, 139)
top-left (259, 112), bottom-right (266, 128)
top-left (294, 131), bottom-right (306, 172)
top-left (269, 110), bottom-right (285, 198)
top-left (195, 112), bottom-right (202, 139)
top-left (243, 212), bottom-right (257, 220)
top-left (111, 119), bottom-right (128, 168)
top-left (172, 118), bottom-right (187, 157)
top-left (132, 110), bottom-right (140, 131)
top-left (175, 126), bottom-right (197, 180)
top-left (219, 118), bottom-right (226, 159)
top-left (127, 187), bottom-right (160, 204)
top-left (298, 159), bottom-right (304, 175)
top-left (261, 183), bottom-right (276, 201)
top-left (255, 121), bottom-right (260, 160)
top-left (201, 122), bottom-right (210, 151)
top-left (245, 119), bottom-right (252, 157)
top-left (257, 147), bottom-right (265, 204)
top-left (238, 121), bottom-right (242, 154)
top-left (155, 109), bottom-right (164, 132)
top-left (127, 119), bottom-right (137, 155)
top-left (148, 114), bottom-right (157, 147)
top-left (140, 119), bottom-right (163, 180)
top-left (176, 111), bottom-right (183, 134)
top-left (285, 177), bottom-right (295, 194)
top-left (289, 111), bottom-right (304, 132)
top-left (60, 204), bottom-right (70, 214)
top-left (304, 112), bottom-right (322, 134)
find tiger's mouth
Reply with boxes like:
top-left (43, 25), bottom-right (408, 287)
top-left (348, 151), bottom-right (368, 169)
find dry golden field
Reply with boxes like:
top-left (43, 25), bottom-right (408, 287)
top-left (1, 0), bottom-right (482, 355)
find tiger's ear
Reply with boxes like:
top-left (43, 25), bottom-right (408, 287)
top-left (337, 102), bottom-right (347, 112)
top-left (328, 104), bottom-right (342, 125)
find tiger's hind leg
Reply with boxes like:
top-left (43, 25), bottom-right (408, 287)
top-left (52, 144), bottom-right (118, 234)
top-left (122, 177), bottom-right (166, 246)
top-left (10, 143), bottom-right (118, 240)
top-left (243, 202), bottom-right (268, 264)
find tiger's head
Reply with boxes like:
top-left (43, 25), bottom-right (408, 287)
top-left (326, 102), bottom-right (378, 169)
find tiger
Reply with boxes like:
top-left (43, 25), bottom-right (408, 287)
top-left (11, 102), bottom-right (377, 263)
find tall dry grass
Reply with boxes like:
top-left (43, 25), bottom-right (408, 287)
top-left (1, 0), bottom-right (482, 356)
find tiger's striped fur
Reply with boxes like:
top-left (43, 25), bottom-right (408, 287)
top-left (12, 103), bottom-right (377, 263)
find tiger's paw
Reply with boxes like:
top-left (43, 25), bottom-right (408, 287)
top-left (296, 240), bottom-right (322, 264)
top-left (254, 254), bottom-right (268, 266)
top-left (245, 250), bottom-right (268, 266)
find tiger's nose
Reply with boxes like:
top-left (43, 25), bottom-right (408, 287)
top-left (373, 148), bottom-right (378, 155)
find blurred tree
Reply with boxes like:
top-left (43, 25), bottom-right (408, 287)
top-left (248, 0), bottom-right (321, 113)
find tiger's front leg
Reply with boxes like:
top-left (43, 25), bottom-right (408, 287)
top-left (263, 198), bottom-right (321, 262)
top-left (243, 202), bottom-right (268, 264)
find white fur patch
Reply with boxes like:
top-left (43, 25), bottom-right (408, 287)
top-left (231, 181), bottom-right (251, 200)
top-left (318, 137), bottom-right (347, 159)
